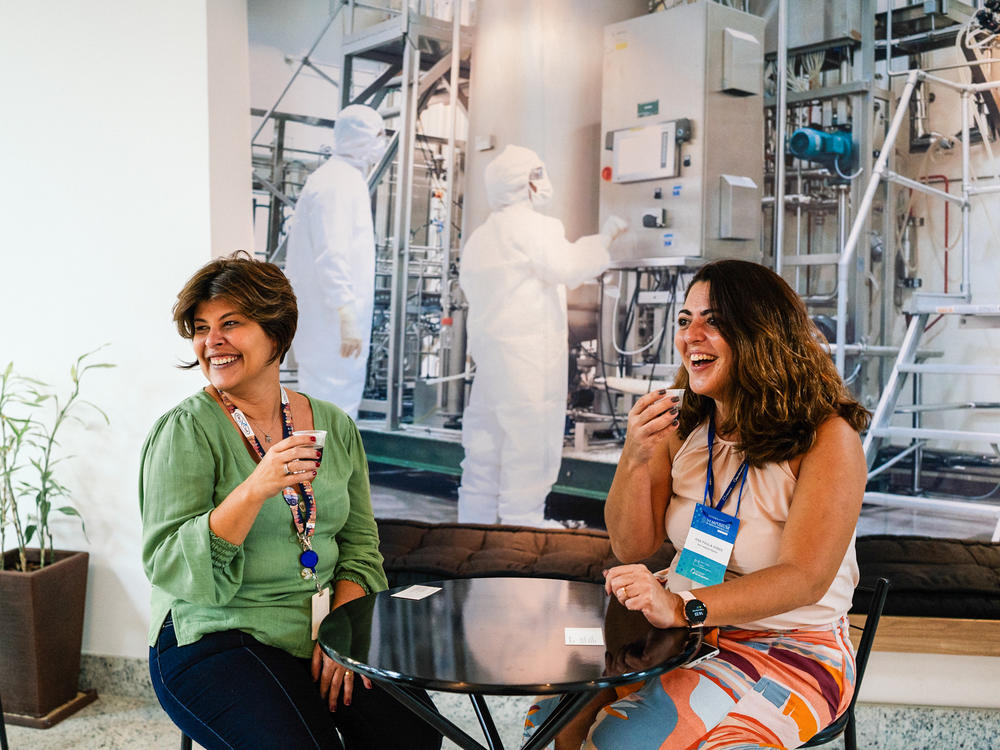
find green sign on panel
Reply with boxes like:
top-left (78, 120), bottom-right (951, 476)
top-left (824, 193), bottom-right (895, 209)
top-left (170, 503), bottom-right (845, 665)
top-left (637, 100), bottom-right (659, 117)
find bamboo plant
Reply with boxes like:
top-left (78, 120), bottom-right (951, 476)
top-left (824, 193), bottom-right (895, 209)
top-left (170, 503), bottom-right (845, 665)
top-left (0, 348), bottom-right (113, 571)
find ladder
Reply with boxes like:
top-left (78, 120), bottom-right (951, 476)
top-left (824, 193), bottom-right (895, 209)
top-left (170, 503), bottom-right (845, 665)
top-left (837, 67), bottom-right (1000, 541)
top-left (862, 301), bottom-right (1000, 542)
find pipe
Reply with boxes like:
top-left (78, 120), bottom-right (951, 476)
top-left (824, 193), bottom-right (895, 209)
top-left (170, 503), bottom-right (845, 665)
top-left (773, 0), bottom-right (788, 274)
top-left (836, 70), bottom-right (920, 375)
top-left (961, 89), bottom-right (972, 298)
top-left (439, 0), bottom-right (462, 413)
top-left (886, 0), bottom-right (893, 76)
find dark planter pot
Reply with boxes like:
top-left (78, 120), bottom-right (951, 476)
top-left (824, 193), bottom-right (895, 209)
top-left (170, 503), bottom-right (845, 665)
top-left (0, 548), bottom-right (97, 728)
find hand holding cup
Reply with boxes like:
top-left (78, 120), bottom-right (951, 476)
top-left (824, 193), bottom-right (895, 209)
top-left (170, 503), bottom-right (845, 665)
top-left (293, 430), bottom-right (327, 470)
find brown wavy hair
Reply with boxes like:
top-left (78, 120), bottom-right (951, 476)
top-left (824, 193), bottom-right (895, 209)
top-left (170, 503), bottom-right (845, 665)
top-left (172, 250), bottom-right (298, 368)
top-left (673, 259), bottom-right (869, 465)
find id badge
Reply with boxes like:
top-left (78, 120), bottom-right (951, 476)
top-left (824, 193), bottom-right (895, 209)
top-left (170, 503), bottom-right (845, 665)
top-left (675, 504), bottom-right (740, 586)
top-left (311, 586), bottom-right (331, 640)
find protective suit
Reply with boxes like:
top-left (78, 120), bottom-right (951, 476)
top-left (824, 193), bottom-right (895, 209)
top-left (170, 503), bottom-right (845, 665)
top-left (285, 105), bottom-right (386, 419)
top-left (458, 145), bottom-right (627, 525)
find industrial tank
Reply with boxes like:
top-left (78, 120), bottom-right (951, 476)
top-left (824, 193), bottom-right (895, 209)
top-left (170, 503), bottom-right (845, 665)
top-left (463, 0), bottom-right (647, 343)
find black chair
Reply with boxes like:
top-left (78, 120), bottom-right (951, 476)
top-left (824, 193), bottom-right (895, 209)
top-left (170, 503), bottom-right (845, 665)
top-left (802, 577), bottom-right (890, 750)
top-left (1, 690), bottom-right (9, 750)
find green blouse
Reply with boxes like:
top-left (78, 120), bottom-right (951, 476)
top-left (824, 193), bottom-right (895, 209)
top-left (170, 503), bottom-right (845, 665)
top-left (139, 390), bottom-right (388, 658)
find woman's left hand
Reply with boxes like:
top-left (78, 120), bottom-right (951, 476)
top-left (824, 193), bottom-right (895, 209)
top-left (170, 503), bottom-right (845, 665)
top-left (311, 642), bottom-right (372, 711)
top-left (604, 564), bottom-right (683, 629)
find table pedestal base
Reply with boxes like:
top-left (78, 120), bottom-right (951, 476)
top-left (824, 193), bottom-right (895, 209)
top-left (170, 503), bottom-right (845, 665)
top-left (378, 681), bottom-right (597, 750)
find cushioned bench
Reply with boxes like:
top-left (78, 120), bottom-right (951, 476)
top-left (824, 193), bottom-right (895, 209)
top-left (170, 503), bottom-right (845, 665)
top-left (376, 519), bottom-right (1000, 656)
top-left (854, 534), bottom-right (1000, 619)
top-left (376, 519), bottom-right (674, 587)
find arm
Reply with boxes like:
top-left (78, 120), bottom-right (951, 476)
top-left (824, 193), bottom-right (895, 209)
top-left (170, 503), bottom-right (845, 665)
top-left (140, 408), bottom-right (324, 606)
top-left (139, 410), bottom-right (244, 606)
top-left (312, 418), bottom-right (387, 709)
top-left (604, 390), bottom-right (683, 561)
top-left (606, 416), bottom-right (867, 628)
top-left (526, 216), bottom-right (611, 290)
top-left (207, 432), bottom-right (320, 545)
top-left (331, 420), bottom-right (389, 595)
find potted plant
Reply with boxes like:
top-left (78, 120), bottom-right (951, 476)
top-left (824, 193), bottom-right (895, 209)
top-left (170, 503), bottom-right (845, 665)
top-left (0, 348), bottom-right (113, 728)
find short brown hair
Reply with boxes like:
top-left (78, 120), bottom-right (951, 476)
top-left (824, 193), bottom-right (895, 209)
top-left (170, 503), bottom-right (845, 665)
top-left (172, 250), bottom-right (297, 368)
top-left (674, 259), bottom-right (870, 465)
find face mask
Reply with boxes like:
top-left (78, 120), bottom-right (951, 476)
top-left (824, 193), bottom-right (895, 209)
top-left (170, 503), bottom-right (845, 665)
top-left (529, 176), bottom-right (553, 208)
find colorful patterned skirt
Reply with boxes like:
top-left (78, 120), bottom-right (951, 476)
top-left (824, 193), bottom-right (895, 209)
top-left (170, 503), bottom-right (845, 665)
top-left (524, 617), bottom-right (856, 750)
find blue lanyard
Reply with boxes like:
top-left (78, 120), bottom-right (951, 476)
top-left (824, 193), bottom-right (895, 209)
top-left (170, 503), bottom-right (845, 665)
top-left (704, 413), bottom-right (749, 515)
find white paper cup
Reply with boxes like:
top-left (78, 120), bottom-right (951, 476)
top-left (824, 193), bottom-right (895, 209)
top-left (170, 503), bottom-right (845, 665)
top-left (293, 430), bottom-right (327, 467)
top-left (293, 429), bottom-right (327, 447)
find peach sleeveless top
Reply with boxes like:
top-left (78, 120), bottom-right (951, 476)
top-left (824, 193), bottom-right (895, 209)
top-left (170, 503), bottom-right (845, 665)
top-left (663, 420), bottom-right (858, 631)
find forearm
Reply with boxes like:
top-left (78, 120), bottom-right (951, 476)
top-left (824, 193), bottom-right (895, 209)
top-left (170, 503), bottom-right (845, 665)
top-left (604, 458), bottom-right (664, 561)
top-left (208, 480), bottom-right (270, 546)
top-left (332, 578), bottom-right (367, 609)
top-left (610, 560), bottom-right (836, 631)
top-left (685, 563), bottom-right (829, 628)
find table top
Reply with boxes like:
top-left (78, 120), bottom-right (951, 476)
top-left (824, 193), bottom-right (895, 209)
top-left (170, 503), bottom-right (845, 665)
top-left (318, 576), bottom-right (701, 694)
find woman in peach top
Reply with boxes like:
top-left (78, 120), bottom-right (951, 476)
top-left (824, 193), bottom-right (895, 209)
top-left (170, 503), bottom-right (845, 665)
top-left (526, 259), bottom-right (870, 749)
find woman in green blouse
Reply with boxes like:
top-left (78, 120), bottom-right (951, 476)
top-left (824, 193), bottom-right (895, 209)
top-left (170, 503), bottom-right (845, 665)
top-left (140, 251), bottom-right (440, 749)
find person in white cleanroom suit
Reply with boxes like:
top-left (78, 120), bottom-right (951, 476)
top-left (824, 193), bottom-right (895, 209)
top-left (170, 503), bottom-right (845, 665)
top-left (284, 104), bottom-right (386, 419)
top-left (458, 145), bottom-right (628, 526)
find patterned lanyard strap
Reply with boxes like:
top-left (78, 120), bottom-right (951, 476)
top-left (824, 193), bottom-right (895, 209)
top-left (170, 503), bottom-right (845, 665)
top-left (215, 386), bottom-right (321, 588)
top-left (704, 412), bottom-right (749, 515)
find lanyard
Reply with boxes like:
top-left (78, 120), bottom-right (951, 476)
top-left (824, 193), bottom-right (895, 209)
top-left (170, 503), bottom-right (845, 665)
top-left (215, 386), bottom-right (320, 589)
top-left (703, 412), bottom-right (749, 516)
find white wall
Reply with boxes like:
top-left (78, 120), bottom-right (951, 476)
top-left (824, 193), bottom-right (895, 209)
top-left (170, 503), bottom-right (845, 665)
top-left (0, 0), bottom-right (251, 658)
top-left (862, 652), bottom-right (1000, 709)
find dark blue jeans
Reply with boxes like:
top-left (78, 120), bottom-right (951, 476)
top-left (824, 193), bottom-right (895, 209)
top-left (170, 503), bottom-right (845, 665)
top-left (150, 616), bottom-right (442, 750)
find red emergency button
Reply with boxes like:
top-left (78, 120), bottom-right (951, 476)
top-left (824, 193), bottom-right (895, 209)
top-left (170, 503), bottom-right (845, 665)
top-left (601, 166), bottom-right (613, 182)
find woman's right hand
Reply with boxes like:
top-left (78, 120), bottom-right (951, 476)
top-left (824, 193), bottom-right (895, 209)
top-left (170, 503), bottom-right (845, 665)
top-left (245, 433), bottom-right (322, 501)
top-left (620, 390), bottom-right (681, 466)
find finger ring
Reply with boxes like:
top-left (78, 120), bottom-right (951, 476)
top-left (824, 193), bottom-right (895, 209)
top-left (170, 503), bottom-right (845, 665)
top-left (617, 586), bottom-right (627, 599)
top-left (284, 462), bottom-right (291, 475)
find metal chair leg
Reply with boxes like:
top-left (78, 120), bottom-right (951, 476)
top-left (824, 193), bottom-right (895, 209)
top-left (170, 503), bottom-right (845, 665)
top-left (0, 690), bottom-right (9, 750)
top-left (181, 731), bottom-right (192, 750)
top-left (845, 715), bottom-right (857, 750)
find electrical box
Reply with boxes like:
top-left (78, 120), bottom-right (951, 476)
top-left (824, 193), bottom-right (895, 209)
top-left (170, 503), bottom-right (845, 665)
top-left (762, 0), bottom-right (863, 53)
top-left (600, 1), bottom-right (765, 263)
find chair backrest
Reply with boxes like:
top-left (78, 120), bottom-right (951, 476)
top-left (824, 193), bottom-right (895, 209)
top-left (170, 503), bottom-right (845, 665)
top-left (846, 577), bottom-right (891, 713)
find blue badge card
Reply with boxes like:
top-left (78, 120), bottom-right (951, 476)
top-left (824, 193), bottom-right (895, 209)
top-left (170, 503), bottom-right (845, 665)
top-left (675, 504), bottom-right (740, 586)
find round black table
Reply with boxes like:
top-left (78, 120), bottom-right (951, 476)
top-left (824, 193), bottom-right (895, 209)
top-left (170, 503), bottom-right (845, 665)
top-left (319, 577), bottom-right (702, 750)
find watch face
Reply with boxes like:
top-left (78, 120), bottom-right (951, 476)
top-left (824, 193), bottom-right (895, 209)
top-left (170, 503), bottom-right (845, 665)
top-left (685, 598), bottom-right (708, 625)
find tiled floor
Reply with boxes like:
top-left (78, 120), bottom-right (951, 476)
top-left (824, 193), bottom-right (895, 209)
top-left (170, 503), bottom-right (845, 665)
top-left (5, 468), bottom-right (995, 748)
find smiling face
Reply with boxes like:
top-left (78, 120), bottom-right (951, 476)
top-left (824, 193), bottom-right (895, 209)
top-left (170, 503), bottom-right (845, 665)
top-left (675, 281), bottom-right (734, 415)
top-left (192, 297), bottom-right (279, 398)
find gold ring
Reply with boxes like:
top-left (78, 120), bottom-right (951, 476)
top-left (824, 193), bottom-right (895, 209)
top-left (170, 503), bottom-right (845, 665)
top-left (617, 586), bottom-right (627, 599)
